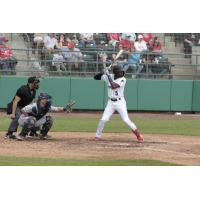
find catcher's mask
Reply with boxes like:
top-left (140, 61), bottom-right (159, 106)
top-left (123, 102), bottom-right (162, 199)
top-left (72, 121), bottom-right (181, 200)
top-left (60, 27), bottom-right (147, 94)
top-left (113, 64), bottom-right (125, 77)
top-left (28, 76), bottom-right (40, 89)
top-left (37, 93), bottom-right (52, 107)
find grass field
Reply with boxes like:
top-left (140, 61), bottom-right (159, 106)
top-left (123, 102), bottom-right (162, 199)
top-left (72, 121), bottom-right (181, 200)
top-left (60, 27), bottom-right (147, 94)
top-left (0, 113), bottom-right (199, 166)
top-left (0, 156), bottom-right (179, 166)
top-left (1, 114), bottom-right (200, 136)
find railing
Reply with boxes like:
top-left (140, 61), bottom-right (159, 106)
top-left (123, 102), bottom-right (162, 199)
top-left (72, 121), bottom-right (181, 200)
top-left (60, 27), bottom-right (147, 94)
top-left (1, 47), bottom-right (200, 79)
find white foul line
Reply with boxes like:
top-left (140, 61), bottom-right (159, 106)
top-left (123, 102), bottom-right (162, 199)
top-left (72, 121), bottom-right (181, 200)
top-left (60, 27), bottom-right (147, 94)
top-left (141, 147), bottom-right (200, 158)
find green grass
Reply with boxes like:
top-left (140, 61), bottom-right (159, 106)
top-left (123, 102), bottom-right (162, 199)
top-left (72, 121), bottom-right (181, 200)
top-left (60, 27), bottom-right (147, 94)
top-left (1, 115), bottom-right (200, 136)
top-left (0, 156), bottom-right (179, 166)
top-left (0, 115), bottom-right (190, 166)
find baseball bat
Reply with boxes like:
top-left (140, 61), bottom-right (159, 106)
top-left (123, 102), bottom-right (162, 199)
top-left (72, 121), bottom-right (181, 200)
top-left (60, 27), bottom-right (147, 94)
top-left (107, 49), bottom-right (124, 70)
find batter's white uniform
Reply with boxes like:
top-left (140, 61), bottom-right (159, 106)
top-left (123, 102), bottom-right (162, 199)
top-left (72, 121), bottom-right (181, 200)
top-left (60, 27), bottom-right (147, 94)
top-left (96, 74), bottom-right (137, 137)
top-left (18, 103), bottom-right (59, 127)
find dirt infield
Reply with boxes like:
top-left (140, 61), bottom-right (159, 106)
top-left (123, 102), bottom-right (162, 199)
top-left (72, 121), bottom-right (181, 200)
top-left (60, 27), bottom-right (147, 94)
top-left (0, 132), bottom-right (200, 165)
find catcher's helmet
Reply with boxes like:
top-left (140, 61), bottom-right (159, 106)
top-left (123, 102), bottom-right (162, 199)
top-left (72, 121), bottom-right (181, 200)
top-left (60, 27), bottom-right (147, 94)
top-left (38, 93), bottom-right (52, 101)
top-left (113, 64), bottom-right (125, 76)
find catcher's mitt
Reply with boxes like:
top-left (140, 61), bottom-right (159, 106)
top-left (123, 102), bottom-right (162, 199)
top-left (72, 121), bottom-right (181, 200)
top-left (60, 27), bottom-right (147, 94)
top-left (63, 100), bottom-right (76, 113)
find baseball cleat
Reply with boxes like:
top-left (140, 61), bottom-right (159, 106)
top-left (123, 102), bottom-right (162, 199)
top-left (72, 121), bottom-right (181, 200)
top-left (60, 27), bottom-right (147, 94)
top-left (16, 135), bottom-right (25, 141)
top-left (39, 134), bottom-right (51, 140)
top-left (133, 129), bottom-right (144, 143)
top-left (45, 135), bottom-right (51, 139)
top-left (28, 132), bottom-right (39, 138)
top-left (93, 136), bottom-right (101, 141)
top-left (39, 134), bottom-right (46, 140)
top-left (5, 133), bottom-right (16, 139)
top-left (136, 135), bottom-right (144, 143)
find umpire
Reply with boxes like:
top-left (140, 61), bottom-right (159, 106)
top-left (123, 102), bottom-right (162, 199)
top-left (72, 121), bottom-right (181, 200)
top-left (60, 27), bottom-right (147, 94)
top-left (5, 76), bottom-right (40, 139)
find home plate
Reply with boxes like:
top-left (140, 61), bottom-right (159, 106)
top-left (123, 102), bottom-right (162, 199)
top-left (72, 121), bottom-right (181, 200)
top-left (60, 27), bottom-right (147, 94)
top-left (101, 142), bottom-right (133, 147)
top-left (113, 142), bottom-right (132, 146)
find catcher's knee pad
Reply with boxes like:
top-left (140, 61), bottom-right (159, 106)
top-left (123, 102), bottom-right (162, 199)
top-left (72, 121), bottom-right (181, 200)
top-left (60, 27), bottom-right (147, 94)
top-left (20, 117), bottom-right (36, 137)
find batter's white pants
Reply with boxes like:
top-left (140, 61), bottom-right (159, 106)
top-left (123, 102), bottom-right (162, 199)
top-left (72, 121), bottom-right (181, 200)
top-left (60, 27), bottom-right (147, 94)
top-left (96, 98), bottom-right (137, 137)
top-left (18, 115), bottom-right (46, 128)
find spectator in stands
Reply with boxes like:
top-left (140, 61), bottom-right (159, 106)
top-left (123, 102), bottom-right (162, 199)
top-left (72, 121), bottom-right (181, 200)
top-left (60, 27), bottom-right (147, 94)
top-left (98, 41), bottom-right (108, 67)
top-left (134, 34), bottom-right (148, 52)
top-left (80, 33), bottom-right (95, 48)
top-left (32, 33), bottom-right (45, 54)
top-left (51, 53), bottom-right (66, 71)
top-left (71, 33), bottom-right (79, 45)
top-left (27, 33), bottom-right (35, 44)
top-left (48, 34), bottom-right (68, 71)
top-left (121, 33), bottom-right (136, 42)
top-left (42, 34), bottom-right (59, 67)
top-left (0, 37), bottom-right (17, 75)
top-left (107, 33), bottom-right (121, 48)
top-left (44, 33), bottom-right (58, 50)
top-left (183, 34), bottom-right (193, 58)
top-left (57, 34), bottom-right (67, 48)
top-left (149, 36), bottom-right (163, 60)
top-left (32, 34), bottom-right (47, 64)
top-left (33, 34), bottom-right (44, 45)
top-left (119, 34), bottom-right (133, 52)
top-left (138, 33), bottom-right (153, 43)
top-left (134, 34), bottom-right (148, 61)
top-left (65, 33), bottom-right (80, 44)
top-left (59, 44), bottom-right (69, 59)
top-left (192, 33), bottom-right (200, 45)
top-left (64, 42), bottom-right (83, 70)
top-left (124, 46), bottom-right (143, 78)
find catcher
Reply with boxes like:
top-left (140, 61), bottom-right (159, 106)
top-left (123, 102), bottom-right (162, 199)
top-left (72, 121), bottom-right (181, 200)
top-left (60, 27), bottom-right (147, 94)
top-left (16, 92), bottom-right (75, 141)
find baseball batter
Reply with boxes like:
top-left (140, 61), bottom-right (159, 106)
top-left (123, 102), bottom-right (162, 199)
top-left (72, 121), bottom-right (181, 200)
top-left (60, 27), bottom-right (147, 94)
top-left (94, 64), bottom-right (144, 142)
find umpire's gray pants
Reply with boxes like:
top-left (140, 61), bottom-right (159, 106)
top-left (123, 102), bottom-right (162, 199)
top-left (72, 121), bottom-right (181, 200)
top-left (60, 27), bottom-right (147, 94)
top-left (7, 107), bottom-right (22, 133)
top-left (18, 115), bottom-right (46, 128)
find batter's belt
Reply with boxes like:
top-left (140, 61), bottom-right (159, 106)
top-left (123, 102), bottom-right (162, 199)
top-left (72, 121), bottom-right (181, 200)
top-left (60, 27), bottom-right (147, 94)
top-left (109, 97), bottom-right (122, 102)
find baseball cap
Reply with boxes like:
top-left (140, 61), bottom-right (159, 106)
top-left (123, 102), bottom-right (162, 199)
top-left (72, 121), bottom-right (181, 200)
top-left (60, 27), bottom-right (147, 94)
top-left (28, 76), bottom-right (40, 84)
top-left (138, 34), bottom-right (143, 39)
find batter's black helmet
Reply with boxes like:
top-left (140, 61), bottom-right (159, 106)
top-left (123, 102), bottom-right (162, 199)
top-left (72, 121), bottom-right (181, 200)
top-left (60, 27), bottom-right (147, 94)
top-left (38, 93), bottom-right (52, 101)
top-left (113, 64), bottom-right (125, 75)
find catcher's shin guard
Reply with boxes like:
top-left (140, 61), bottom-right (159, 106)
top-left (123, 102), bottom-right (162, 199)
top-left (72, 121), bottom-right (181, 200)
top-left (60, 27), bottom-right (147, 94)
top-left (20, 117), bottom-right (36, 137)
top-left (40, 116), bottom-right (53, 137)
top-left (29, 127), bottom-right (40, 137)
